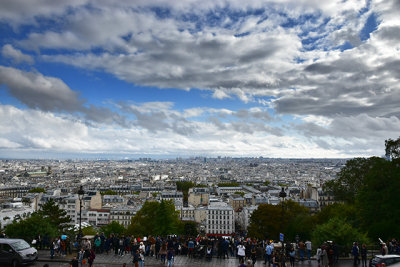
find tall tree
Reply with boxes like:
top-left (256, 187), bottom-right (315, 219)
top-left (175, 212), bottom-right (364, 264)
top-left (154, 200), bottom-right (180, 236)
top-left (356, 159), bottom-right (400, 241)
top-left (323, 157), bottom-right (383, 203)
top-left (37, 199), bottom-right (71, 233)
top-left (247, 200), bottom-right (309, 241)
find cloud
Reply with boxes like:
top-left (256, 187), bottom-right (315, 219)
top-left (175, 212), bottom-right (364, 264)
top-left (0, 66), bottom-right (83, 111)
top-left (0, 66), bottom-right (126, 126)
top-left (1, 44), bottom-right (34, 64)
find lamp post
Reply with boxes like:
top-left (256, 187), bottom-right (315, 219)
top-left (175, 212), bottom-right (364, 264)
top-left (279, 187), bottom-right (287, 260)
top-left (77, 185), bottom-right (84, 250)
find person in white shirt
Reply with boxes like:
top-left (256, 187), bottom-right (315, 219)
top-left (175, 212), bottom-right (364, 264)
top-left (237, 242), bottom-right (246, 263)
top-left (305, 240), bottom-right (312, 262)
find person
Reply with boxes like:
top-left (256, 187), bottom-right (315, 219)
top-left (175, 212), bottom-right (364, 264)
top-left (237, 242), bottom-right (246, 264)
top-left (265, 242), bottom-right (273, 266)
top-left (206, 245), bottom-right (212, 261)
top-left (133, 249), bottom-right (140, 267)
top-left (69, 256), bottom-right (79, 267)
top-left (167, 247), bottom-right (175, 267)
top-left (122, 264), bottom-right (127, 267)
top-left (78, 248), bottom-right (85, 266)
top-left (316, 246), bottom-right (322, 267)
top-left (88, 248), bottom-right (96, 267)
top-left (50, 239), bottom-right (55, 259)
top-left (298, 240), bottom-right (305, 262)
top-left (138, 249), bottom-right (145, 267)
top-left (289, 247), bottom-right (296, 267)
top-left (361, 244), bottom-right (368, 267)
top-left (160, 241), bottom-right (167, 264)
top-left (188, 238), bottom-right (194, 258)
top-left (239, 258), bottom-right (247, 267)
top-left (272, 252), bottom-right (279, 267)
top-left (246, 259), bottom-right (253, 267)
top-left (43, 264), bottom-right (49, 267)
top-left (305, 240), bottom-right (312, 263)
top-left (94, 236), bottom-right (101, 254)
top-left (352, 242), bottom-right (359, 266)
top-left (251, 245), bottom-right (257, 266)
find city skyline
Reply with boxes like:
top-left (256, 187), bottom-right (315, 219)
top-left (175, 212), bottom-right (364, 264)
top-left (1, 0), bottom-right (399, 159)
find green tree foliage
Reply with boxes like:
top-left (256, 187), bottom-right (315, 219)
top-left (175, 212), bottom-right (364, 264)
top-left (314, 203), bottom-right (359, 227)
top-left (263, 180), bottom-right (270, 186)
top-left (37, 199), bottom-right (71, 233)
top-left (176, 181), bottom-right (206, 203)
top-left (181, 221), bottom-right (198, 236)
top-left (312, 217), bottom-right (370, 254)
top-left (82, 225), bottom-right (97, 236)
top-left (127, 200), bottom-right (180, 236)
top-left (154, 200), bottom-right (180, 236)
top-left (176, 181), bottom-right (195, 203)
top-left (247, 200), bottom-right (310, 241)
top-left (100, 221), bottom-right (125, 237)
top-left (356, 159), bottom-right (400, 241)
top-left (5, 213), bottom-right (58, 241)
top-left (323, 157), bottom-right (383, 203)
top-left (101, 190), bottom-right (118, 195)
top-left (28, 187), bottom-right (46, 193)
top-left (234, 191), bottom-right (245, 197)
top-left (385, 136), bottom-right (400, 160)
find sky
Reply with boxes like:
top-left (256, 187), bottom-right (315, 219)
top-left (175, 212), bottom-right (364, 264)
top-left (0, 0), bottom-right (399, 159)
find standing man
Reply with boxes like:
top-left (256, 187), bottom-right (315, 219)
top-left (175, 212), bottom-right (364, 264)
top-left (305, 240), bottom-right (312, 263)
top-left (352, 242), bottom-right (359, 266)
top-left (265, 241), bottom-right (273, 266)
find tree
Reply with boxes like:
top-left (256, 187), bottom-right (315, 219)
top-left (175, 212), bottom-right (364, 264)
top-left (356, 159), bottom-right (400, 241)
top-left (100, 221), bottom-right (125, 237)
top-left (37, 199), bottom-right (71, 233)
top-left (385, 136), bottom-right (400, 160)
top-left (127, 200), bottom-right (180, 236)
top-left (323, 157), bottom-right (383, 203)
top-left (247, 200), bottom-right (309, 240)
top-left (82, 225), bottom-right (97, 236)
top-left (5, 213), bottom-right (58, 242)
top-left (101, 190), bottom-right (118, 195)
top-left (28, 187), bottom-right (46, 193)
top-left (178, 221), bottom-right (198, 236)
top-left (312, 217), bottom-right (370, 255)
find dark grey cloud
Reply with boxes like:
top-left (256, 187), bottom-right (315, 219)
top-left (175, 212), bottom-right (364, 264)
top-left (0, 66), bottom-right (127, 126)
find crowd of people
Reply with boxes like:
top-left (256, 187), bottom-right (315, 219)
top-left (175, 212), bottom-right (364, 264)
top-left (19, 232), bottom-right (397, 267)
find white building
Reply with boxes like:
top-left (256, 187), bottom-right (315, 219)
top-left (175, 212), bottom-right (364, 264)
top-left (87, 208), bottom-right (110, 226)
top-left (206, 201), bottom-right (234, 235)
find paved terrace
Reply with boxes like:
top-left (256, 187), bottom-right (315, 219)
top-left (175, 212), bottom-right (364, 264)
top-left (35, 250), bottom-right (355, 267)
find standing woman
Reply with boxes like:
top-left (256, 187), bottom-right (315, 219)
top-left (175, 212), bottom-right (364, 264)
top-left (160, 241), bottom-right (167, 264)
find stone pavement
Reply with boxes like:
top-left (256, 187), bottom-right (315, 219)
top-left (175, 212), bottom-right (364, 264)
top-left (36, 250), bottom-right (355, 267)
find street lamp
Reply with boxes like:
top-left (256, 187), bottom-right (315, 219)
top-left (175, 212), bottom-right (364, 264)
top-left (279, 187), bottom-right (287, 260)
top-left (77, 185), bottom-right (84, 250)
